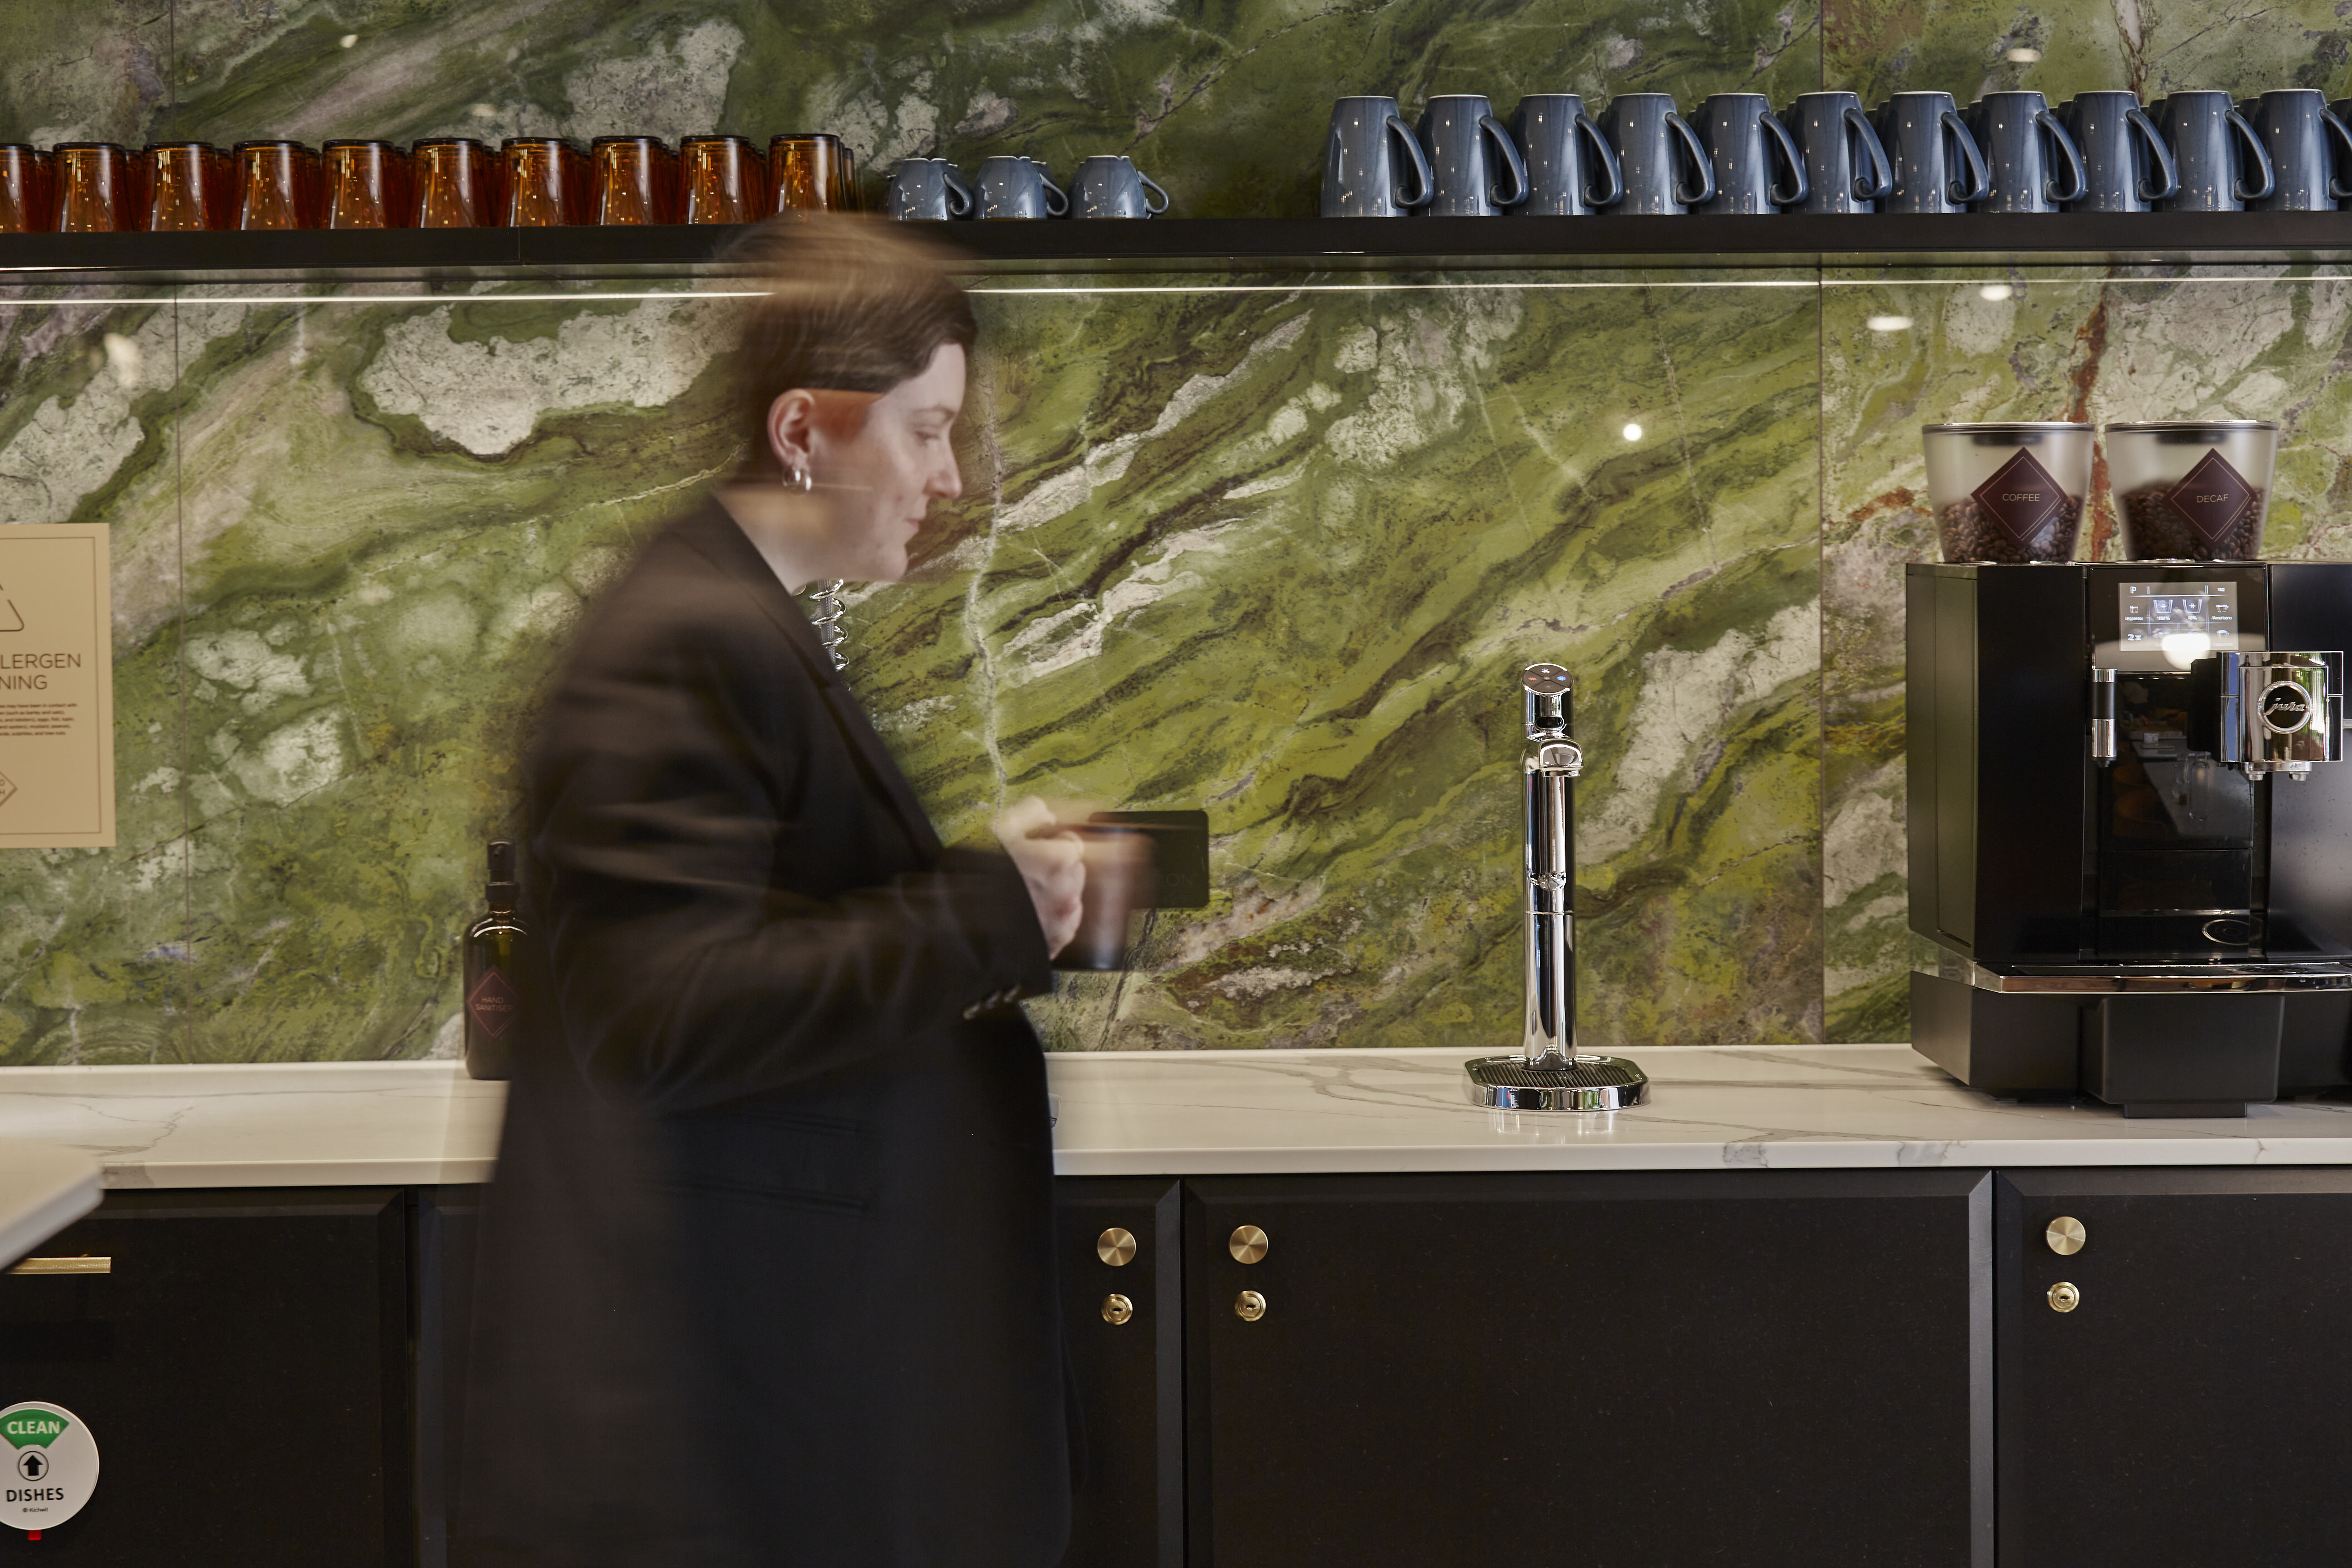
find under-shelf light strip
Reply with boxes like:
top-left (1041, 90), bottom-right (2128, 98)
top-left (12, 274), bottom-right (2344, 308)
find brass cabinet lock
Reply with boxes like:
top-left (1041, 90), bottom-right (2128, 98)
top-left (2045, 1216), bottom-right (2087, 1256)
top-left (1102, 1294), bottom-right (1134, 1326)
top-left (1097, 1227), bottom-right (1137, 1267)
top-left (1234, 1289), bottom-right (1267, 1322)
top-left (2048, 1281), bottom-right (2081, 1313)
top-left (1229, 1224), bottom-right (1270, 1264)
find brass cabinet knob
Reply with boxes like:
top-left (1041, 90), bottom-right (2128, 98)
top-left (1229, 1224), bottom-right (1270, 1264)
top-left (2048, 1281), bottom-right (2081, 1313)
top-left (1096, 1227), bottom-right (1137, 1267)
top-left (2046, 1216), bottom-right (2087, 1256)
top-left (1102, 1293), bottom-right (1134, 1325)
top-left (1234, 1289), bottom-right (1267, 1322)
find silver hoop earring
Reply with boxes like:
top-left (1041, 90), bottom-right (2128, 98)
top-left (782, 463), bottom-right (814, 494)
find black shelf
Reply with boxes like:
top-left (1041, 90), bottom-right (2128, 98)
top-left (4, 212), bottom-right (2352, 282)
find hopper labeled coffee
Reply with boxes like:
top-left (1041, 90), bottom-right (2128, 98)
top-left (1972, 448), bottom-right (2070, 550)
top-left (1923, 421), bottom-right (2093, 563)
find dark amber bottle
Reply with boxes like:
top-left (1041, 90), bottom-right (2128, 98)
top-left (462, 841), bottom-right (527, 1080)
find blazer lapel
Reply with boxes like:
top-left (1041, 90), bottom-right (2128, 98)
top-left (676, 503), bottom-right (944, 861)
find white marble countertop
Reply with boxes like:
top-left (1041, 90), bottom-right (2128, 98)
top-left (0, 1139), bottom-right (103, 1266)
top-left (7, 1045), bottom-right (2352, 1189)
top-left (0, 1062), bottom-right (503, 1190)
top-left (1047, 1045), bottom-right (2352, 1174)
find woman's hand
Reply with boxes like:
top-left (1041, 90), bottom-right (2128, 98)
top-left (993, 796), bottom-right (1085, 958)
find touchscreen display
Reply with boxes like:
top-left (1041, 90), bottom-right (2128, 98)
top-left (2116, 580), bottom-right (2240, 664)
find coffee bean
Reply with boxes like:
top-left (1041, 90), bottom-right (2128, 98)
top-left (2119, 483), bottom-right (2267, 560)
top-left (1935, 492), bottom-right (2085, 562)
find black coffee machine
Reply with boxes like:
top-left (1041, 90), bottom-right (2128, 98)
top-left (1909, 561), bottom-right (2352, 1115)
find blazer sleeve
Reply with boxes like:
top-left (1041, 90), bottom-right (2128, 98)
top-left (526, 579), bottom-right (1053, 1115)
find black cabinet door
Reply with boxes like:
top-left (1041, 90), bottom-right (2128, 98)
top-left (1056, 1177), bottom-right (1182, 1568)
top-left (1185, 1170), bottom-right (1990, 1568)
top-left (421, 1178), bottom-right (1185, 1568)
top-left (1997, 1168), bottom-right (2352, 1566)
top-left (0, 1188), bottom-right (411, 1566)
top-left (415, 1186), bottom-right (482, 1568)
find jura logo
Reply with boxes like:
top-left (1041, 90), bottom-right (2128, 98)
top-left (2260, 683), bottom-right (2312, 733)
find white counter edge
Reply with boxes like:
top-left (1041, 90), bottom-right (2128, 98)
top-left (0, 1141), bottom-right (105, 1266)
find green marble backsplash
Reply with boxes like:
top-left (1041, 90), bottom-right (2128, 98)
top-left (6, 1), bottom-right (2352, 1062)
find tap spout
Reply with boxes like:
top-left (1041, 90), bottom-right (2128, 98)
top-left (1521, 664), bottom-right (1581, 1070)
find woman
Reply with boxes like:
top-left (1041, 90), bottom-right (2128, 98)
top-left (461, 217), bottom-right (1093, 1568)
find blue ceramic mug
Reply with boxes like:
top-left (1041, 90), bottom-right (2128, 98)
top-left (1417, 94), bottom-right (1528, 217)
top-left (1323, 95), bottom-right (1433, 217)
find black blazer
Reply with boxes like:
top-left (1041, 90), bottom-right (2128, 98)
top-left (459, 503), bottom-right (1065, 1568)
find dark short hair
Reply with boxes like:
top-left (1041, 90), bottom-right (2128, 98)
top-left (720, 216), bottom-right (978, 478)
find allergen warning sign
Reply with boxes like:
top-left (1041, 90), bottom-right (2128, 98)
top-left (0, 524), bottom-right (115, 848)
top-left (0, 1401), bottom-right (99, 1532)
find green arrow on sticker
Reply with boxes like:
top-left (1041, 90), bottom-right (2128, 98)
top-left (1, 1411), bottom-right (67, 1450)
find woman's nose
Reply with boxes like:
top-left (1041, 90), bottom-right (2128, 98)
top-left (929, 448), bottom-right (962, 501)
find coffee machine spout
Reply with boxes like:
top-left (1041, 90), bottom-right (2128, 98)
top-left (1465, 664), bottom-right (1649, 1112)
top-left (2194, 650), bottom-right (2345, 779)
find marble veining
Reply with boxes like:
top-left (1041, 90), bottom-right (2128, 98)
top-left (0, 1061), bottom-right (504, 1187)
top-left (9, 1048), bottom-right (2352, 1187)
top-left (13, 1), bottom-right (2352, 1062)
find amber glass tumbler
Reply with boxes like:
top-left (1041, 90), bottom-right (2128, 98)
top-left (768, 133), bottom-right (855, 212)
top-left (0, 146), bottom-right (54, 233)
top-left (234, 141), bottom-right (321, 229)
top-left (679, 135), bottom-right (764, 223)
top-left (322, 140), bottom-right (412, 229)
top-left (590, 136), bottom-right (678, 224)
top-left (141, 143), bottom-right (232, 231)
top-left (500, 137), bottom-right (582, 226)
top-left (53, 143), bottom-right (138, 232)
top-left (412, 138), bottom-right (501, 227)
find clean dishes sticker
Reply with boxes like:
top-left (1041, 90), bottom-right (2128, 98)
top-left (0, 1402), bottom-right (98, 1531)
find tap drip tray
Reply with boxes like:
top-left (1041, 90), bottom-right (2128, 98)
top-left (1463, 1054), bottom-right (1650, 1111)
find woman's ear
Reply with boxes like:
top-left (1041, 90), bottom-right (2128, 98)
top-left (766, 389), bottom-right (820, 479)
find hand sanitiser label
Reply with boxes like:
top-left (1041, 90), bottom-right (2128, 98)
top-left (0, 1402), bottom-right (100, 1532)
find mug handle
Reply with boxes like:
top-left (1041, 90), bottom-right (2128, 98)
top-left (1575, 111), bottom-right (1625, 208)
top-left (1941, 108), bottom-right (1991, 204)
top-left (944, 165), bottom-right (975, 218)
top-left (1040, 171), bottom-right (1069, 217)
top-left (1480, 113), bottom-right (1529, 207)
top-left (1138, 170), bottom-right (1171, 215)
top-left (1761, 106), bottom-right (1809, 207)
top-left (2225, 107), bottom-right (2274, 201)
top-left (1385, 112), bottom-right (1434, 208)
top-left (2036, 109), bottom-right (2088, 203)
top-left (2124, 107), bottom-right (2180, 202)
top-left (1844, 104), bottom-right (1893, 200)
top-left (2322, 105), bottom-right (2352, 201)
top-left (1666, 111), bottom-right (1715, 206)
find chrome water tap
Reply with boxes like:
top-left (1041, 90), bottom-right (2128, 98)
top-left (1520, 664), bottom-right (1580, 1071)
top-left (1464, 664), bottom-right (1650, 1111)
